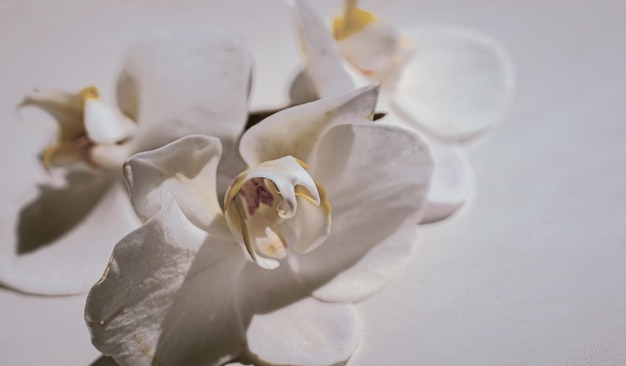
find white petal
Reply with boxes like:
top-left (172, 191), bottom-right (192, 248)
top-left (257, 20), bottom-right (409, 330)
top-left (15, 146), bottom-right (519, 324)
top-left (124, 135), bottom-right (223, 229)
top-left (294, 123), bottom-right (433, 302)
top-left (117, 26), bottom-right (253, 158)
top-left (0, 178), bottom-right (140, 295)
top-left (18, 88), bottom-right (86, 142)
top-left (337, 20), bottom-right (403, 80)
top-left (390, 25), bottom-right (515, 141)
top-left (246, 297), bottom-right (359, 366)
top-left (86, 195), bottom-right (247, 366)
top-left (240, 85), bottom-right (379, 167)
top-left (84, 98), bottom-right (137, 144)
top-left (421, 140), bottom-right (474, 224)
top-left (288, 0), bottom-right (355, 98)
top-left (378, 112), bottom-right (474, 224)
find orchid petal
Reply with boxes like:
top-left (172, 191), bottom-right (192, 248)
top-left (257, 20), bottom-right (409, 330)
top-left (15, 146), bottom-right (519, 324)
top-left (124, 135), bottom-right (223, 230)
top-left (390, 25), bottom-right (515, 141)
top-left (83, 98), bottom-right (137, 144)
top-left (18, 87), bottom-right (93, 142)
top-left (224, 156), bottom-right (331, 269)
top-left (117, 27), bottom-right (253, 157)
top-left (332, 1), bottom-right (407, 81)
top-left (40, 141), bottom-right (84, 168)
top-left (246, 297), bottom-right (359, 366)
top-left (86, 194), bottom-right (247, 366)
top-left (288, 69), bottom-right (320, 106)
top-left (421, 140), bottom-right (474, 224)
top-left (0, 178), bottom-right (139, 295)
top-left (240, 85), bottom-right (378, 167)
top-left (294, 123), bottom-right (432, 302)
top-left (288, 0), bottom-right (354, 98)
top-left (90, 142), bottom-right (136, 171)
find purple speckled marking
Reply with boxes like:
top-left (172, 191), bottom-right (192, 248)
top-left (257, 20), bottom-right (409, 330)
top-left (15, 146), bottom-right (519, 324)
top-left (239, 178), bottom-right (274, 215)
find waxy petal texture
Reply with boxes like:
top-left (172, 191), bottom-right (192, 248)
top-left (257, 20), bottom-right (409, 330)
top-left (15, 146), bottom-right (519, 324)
top-left (124, 135), bottom-right (223, 229)
top-left (240, 85), bottom-right (378, 167)
top-left (86, 195), bottom-right (247, 366)
top-left (390, 26), bottom-right (515, 141)
top-left (295, 122), bottom-right (432, 302)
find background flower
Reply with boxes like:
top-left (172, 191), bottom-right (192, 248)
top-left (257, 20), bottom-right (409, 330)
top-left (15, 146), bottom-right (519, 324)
top-left (86, 86), bottom-right (433, 366)
top-left (0, 27), bottom-right (252, 295)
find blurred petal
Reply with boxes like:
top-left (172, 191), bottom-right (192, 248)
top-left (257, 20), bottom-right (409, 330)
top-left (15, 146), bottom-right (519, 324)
top-left (421, 140), bottom-right (474, 224)
top-left (337, 20), bottom-right (403, 80)
top-left (0, 178), bottom-right (139, 295)
top-left (124, 135), bottom-right (223, 229)
top-left (117, 26), bottom-right (253, 176)
top-left (18, 87), bottom-right (93, 142)
top-left (288, 69), bottom-right (319, 106)
top-left (246, 297), bottom-right (358, 366)
top-left (86, 195), bottom-right (246, 366)
top-left (294, 123), bottom-right (432, 302)
top-left (288, 0), bottom-right (354, 98)
top-left (240, 85), bottom-right (378, 167)
top-left (390, 25), bottom-right (515, 141)
top-left (84, 98), bottom-right (137, 144)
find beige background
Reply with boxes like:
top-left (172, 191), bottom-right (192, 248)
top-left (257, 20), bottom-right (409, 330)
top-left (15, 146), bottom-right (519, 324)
top-left (1, 0), bottom-right (625, 365)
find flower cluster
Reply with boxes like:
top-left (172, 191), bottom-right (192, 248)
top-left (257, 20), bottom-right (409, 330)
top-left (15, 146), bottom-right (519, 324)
top-left (290, 0), bottom-right (514, 223)
top-left (2, 0), bottom-right (513, 365)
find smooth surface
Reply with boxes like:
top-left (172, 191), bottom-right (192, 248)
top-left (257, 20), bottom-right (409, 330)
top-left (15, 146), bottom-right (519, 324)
top-left (1, 0), bottom-right (625, 365)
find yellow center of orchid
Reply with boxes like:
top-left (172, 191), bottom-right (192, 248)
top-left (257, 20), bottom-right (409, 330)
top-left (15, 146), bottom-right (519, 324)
top-left (332, 1), bottom-right (377, 40)
top-left (20, 85), bottom-right (138, 170)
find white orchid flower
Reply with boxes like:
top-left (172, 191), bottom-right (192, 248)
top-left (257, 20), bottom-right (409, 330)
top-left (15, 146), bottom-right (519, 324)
top-left (0, 27), bottom-right (252, 295)
top-left (288, 0), bottom-right (513, 223)
top-left (85, 85), bottom-right (433, 366)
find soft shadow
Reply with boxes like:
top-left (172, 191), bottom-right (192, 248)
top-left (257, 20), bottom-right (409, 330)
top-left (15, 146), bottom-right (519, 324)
top-left (245, 109), bottom-right (281, 130)
top-left (153, 227), bottom-right (310, 366)
top-left (17, 170), bottom-right (113, 254)
top-left (89, 355), bottom-right (120, 366)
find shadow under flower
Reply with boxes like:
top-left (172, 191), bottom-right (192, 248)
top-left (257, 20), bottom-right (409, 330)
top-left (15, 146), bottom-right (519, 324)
top-left (17, 170), bottom-right (114, 255)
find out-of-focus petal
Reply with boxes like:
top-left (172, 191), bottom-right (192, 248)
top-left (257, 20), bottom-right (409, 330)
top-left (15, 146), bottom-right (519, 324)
top-left (117, 26), bottom-right (253, 156)
top-left (86, 194), bottom-right (247, 366)
top-left (0, 178), bottom-right (139, 295)
top-left (124, 135), bottom-right (223, 229)
top-left (17, 87), bottom-right (93, 142)
top-left (390, 25), bottom-right (515, 141)
top-left (246, 297), bottom-right (359, 366)
top-left (332, 1), bottom-right (404, 81)
top-left (288, 0), bottom-right (354, 98)
top-left (421, 140), bottom-right (474, 224)
top-left (84, 98), bottom-right (137, 144)
top-left (240, 85), bottom-right (378, 167)
top-left (294, 123), bottom-right (432, 302)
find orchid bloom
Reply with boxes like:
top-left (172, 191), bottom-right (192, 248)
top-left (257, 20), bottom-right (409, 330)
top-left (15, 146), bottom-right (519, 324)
top-left (289, 0), bottom-right (514, 223)
top-left (85, 85), bottom-right (433, 366)
top-left (0, 27), bottom-right (252, 295)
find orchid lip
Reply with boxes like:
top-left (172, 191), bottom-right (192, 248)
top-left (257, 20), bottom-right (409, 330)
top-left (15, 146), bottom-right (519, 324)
top-left (224, 156), bottom-right (331, 270)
